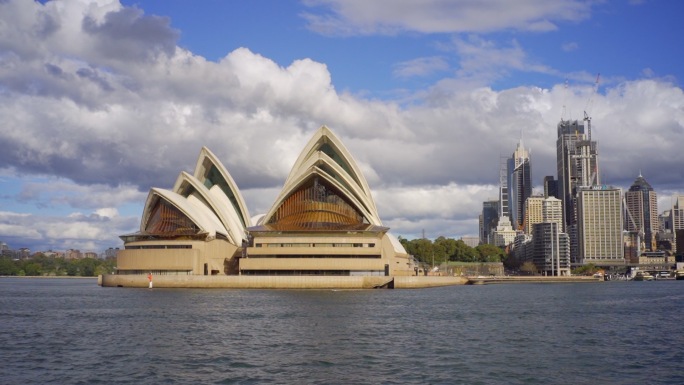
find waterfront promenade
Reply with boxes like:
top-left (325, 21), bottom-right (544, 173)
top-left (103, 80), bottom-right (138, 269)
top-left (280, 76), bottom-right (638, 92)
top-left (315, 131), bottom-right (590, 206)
top-left (99, 274), bottom-right (601, 289)
top-left (99, 274), bottom-right (471, 289)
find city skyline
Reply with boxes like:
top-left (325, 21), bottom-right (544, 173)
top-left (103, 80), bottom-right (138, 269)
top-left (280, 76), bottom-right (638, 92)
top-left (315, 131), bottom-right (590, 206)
top-left (1, 0), bottom-right (683, 252)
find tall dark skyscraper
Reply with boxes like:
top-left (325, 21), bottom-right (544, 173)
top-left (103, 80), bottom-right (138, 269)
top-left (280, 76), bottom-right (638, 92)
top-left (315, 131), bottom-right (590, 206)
top-left (543, 176), bottom-right (558, 199)
top-left (508, 140), bottom-right (531, 230)
top-left (480, 200), bottom-right (499, 245)
top-left (625, 173), bottom-right (658, 252)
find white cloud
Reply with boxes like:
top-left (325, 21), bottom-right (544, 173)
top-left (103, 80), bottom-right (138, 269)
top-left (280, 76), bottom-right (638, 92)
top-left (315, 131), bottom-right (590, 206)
top-left (301, 0), bottom-right (591, 36)
top-left (94, 208), bottom-right (119, 218)
top-left (393, 56), bottom-right (449, 79)
top-left (0, 0), bottom-right (682, 251)
top-left (11, 177), bottom-right (146, 211)
top-left (0, 209), bottom-right (138, 252)
top-left (0, 224), bottom-right (42, 239)
top-left (440, 35), bottom-right (560, 84)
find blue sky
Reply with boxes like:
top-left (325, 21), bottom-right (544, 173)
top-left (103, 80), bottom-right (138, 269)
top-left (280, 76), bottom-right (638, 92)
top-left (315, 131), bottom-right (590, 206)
top-left (1, 0), bottom-right (683, 253)
top-left (121, 0), bottom-right (682, 93)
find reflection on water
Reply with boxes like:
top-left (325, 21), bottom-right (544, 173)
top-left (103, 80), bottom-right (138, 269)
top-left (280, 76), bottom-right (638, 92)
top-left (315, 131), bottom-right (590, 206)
top-left (1, 278), bottom-right (683, 384)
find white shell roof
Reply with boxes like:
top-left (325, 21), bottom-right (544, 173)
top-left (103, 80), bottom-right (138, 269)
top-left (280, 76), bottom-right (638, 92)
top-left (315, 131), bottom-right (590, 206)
top-left (141, 188), bottom-right (228, 238)
top-left (261, 126), bottom-right (382, 226)
top-left (139, 147), bottom-right (252, 246)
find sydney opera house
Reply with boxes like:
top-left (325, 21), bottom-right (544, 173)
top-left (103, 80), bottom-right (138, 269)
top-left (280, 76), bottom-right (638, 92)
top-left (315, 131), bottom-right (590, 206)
top-left (112, 126), bottom-right (420, 285)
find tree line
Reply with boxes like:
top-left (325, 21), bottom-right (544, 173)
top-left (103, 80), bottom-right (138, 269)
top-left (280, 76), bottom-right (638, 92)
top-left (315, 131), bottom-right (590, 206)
top-left (398, 236), bottom-right (510, 266)
top-left (0, 254), bottom-right (116, 277)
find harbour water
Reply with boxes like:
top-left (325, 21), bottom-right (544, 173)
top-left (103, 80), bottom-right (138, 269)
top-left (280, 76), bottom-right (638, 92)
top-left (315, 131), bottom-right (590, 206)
top-left (1, 278), bottom-right (682, 384)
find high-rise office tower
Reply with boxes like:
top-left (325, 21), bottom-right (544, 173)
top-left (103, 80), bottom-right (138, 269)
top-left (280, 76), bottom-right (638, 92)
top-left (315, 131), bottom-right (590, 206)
top-left (532, 222), bottom-right (570, 276)
top-left (672, 195), bottom-right (684, 232)
top-left (523, 195), bottom-right (563, 235)
top-left (523, 196), bottom-right (544, 235)
top-left (480, 200), bottom-right (499, 245)
top-left (671, 195), bottom-right (684, 254)
top-left (556, 120), bottom-right (599, 229)
top-left (624, 173), bottom-right (658, 252)
top-left (576, 186), bottom-right (624, 265)
top-left (542, 196), bottom-right (564, 232)
top-left (508, 140), bottom-right (532, 231)
top-left (499, 156), bottom-right (509, 223)
top-left (556, 119), bottom-right (599, 263)
top-left (543, 176), bottom-right (558, 199)
top-left (660, 210), bottom-right (672, 233)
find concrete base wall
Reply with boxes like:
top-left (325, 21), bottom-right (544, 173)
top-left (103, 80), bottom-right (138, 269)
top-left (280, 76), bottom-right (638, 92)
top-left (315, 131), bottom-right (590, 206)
top-left (467, 276), bottom-right (602, 285)
top-left (100, 274), bottom-right (469, 289)
top-left (393, 276), bottom-right (469, 288)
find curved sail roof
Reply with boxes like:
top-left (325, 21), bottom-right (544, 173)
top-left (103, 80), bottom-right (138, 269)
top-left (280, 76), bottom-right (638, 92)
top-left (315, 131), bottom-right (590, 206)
top-left (260, 126), bottom-right (382, 230)
top-left (172, 171), bottom-right (246, 244)
top-left (191, 147), bottom-right (252, 229)
top-left (140, 188), bottom-right (228, 238)
top-left (133, 147), bottom-right (252, 245)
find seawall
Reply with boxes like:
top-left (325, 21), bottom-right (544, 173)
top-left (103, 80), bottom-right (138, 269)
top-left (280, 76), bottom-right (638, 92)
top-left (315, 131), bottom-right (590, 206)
top-left (466, 276), bottom-right (602, 285)
top-left (99, 274), bottom-right (469, 289)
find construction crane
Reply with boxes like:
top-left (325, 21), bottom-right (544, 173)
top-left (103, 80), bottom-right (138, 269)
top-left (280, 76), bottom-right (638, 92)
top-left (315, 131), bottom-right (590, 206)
top-left (560, 78), bottom-right (569, 121)
top-left (583, 73), bottom-right (600, 141)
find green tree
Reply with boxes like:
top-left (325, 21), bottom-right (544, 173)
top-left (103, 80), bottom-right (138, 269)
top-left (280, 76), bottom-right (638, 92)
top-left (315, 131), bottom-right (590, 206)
top-left (433, 236), bottom-right (456, 264)
top-left (23, 262), bottom-right (42, 276)
top-left (404, 238), bottom-right (435, 265)
top-left (52, 257), bottom-right (68, 276)
top-left (572, 263), bottom-right (598, 276)
top-left (0, 258), bottom-right (20, 276)
top-left (78, 258), bottom-right (98, 277)
top-left (65, 260), bottom-right (79, 276)
top-left (475, 244), bottom-right (506, 262)
top-left (452, 240), bottom-right (477, 262)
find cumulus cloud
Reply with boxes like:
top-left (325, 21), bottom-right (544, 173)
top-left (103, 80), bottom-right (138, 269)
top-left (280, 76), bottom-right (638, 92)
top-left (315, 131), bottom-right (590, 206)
top-left (0, 209), bottom-right (138, 252)
top-left (0, 0), bottom-right (682, 252)
top-left (13, 179), bottom-right (145, 210)
top-left (301, 0), bottom-right (591, 36)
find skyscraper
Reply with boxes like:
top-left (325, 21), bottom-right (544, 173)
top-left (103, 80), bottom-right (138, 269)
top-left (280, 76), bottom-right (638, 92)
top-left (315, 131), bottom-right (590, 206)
top-left (543, 176), bottom-right (558, 199)
top-left (508, 139), bottom-right (532, 231)
top-left (542, 196), bottom-right (564, 232)
top-left (672, 195), bottom-right (684, 232)
top-left (523, 196), bottom-right (544, 235)
top-left (523, 196), bottom-right (563, 235)
top-left (576, 186), bottom-right (624, 266)
top-left (671, 195), bottom-right (684, 254)
top-left (556, 119), bottom-right (599, 263)
top-left (556, 120), bottom-right (599, 229)
top-left (532, 222), bottom-right (570, 276)
top-left (624, 173), bottom-right (658, 252)
top-left (499, 155), bottom-right (509, 223)
top-left (480, 200), bottom-right (499, 245)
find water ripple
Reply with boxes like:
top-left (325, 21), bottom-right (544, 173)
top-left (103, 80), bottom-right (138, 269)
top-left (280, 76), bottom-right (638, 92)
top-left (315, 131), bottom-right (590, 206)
top-left (1, 279), bottom-right (683, 384)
